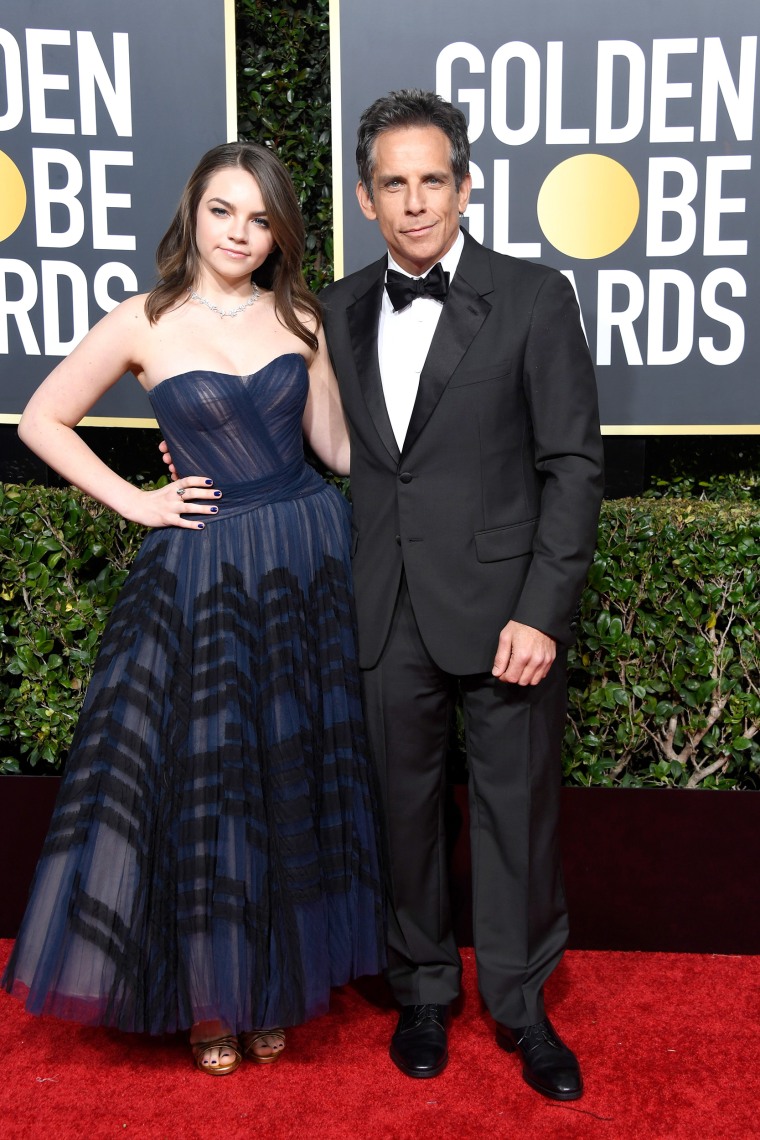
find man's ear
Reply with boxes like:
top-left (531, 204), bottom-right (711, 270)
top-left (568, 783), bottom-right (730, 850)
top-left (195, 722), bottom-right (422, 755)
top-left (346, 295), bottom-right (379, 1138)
top-left (457, 171), bottom-right (473, 216)
top-left (356, 180), bottom-right (377, 221)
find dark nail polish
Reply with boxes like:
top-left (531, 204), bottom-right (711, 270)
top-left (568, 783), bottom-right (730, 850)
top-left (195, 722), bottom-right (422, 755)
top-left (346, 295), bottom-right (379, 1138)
top-left (197, 523), bottom-right (204, 529)
top-left (210, 506), bottom-right (218, 513)
top-left (213, 490), bottom-right (222, 497)
top-left (205, 479), bottom-right (213, 485)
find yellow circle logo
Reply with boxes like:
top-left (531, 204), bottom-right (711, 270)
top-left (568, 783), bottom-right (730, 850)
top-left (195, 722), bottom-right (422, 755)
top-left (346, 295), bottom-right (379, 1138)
top-left (0, 151), bottom-right (27, 242)
top-left (537, 154), bottom-right (639, 260)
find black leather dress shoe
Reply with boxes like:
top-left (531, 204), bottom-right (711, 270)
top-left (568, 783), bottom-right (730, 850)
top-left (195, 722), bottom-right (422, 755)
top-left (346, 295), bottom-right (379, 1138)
top-left (496, 1018), bottom-right (582, 1100)
top-left (390, 1003), bottom-right (449, 1078)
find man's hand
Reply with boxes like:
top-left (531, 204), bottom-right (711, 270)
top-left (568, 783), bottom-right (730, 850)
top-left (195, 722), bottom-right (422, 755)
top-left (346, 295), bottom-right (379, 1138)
top-left (492, 620), bottom-right (556, 686)
top-left (159, 439), bottom-right (178, 480)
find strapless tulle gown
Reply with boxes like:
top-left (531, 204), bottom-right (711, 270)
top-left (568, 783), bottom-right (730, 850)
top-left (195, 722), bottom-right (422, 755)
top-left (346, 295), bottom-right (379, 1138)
top-left (2, 354), bottom-right (385, 1034)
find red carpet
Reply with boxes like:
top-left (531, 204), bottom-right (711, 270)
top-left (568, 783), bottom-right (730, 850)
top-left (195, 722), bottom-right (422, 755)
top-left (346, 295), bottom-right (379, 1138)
top-left (1, 940), bottom-right (758, 1139)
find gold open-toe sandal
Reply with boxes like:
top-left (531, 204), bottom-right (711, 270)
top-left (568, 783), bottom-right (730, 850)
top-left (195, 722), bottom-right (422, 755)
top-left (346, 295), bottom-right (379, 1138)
top-left (192, 1034), bottom-right (243, 1076)
top-left (241, 1028), bottom-right (286, 1064)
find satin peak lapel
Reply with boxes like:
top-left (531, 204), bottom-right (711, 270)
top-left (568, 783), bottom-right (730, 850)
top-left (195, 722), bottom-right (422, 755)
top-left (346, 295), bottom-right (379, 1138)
top-left (346, 274), bottom-right (400, 462)
top-left (402, 269), bottom-right (491, 458)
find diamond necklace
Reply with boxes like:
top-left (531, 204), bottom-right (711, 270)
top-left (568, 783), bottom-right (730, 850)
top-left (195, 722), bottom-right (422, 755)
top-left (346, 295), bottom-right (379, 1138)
top-left (188, 283), bottom-right (260, 318)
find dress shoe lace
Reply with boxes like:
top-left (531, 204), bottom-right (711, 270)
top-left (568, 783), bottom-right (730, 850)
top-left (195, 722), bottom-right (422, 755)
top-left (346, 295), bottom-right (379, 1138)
top-left (407, 1003), bottom-right (446, 1029)
top-left (516, 1021), bottom-right (561, 1052)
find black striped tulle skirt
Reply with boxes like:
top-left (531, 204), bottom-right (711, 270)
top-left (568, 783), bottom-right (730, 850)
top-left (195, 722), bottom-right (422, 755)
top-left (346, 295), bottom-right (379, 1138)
top-left (2, 482), bottom-right (385, 1034)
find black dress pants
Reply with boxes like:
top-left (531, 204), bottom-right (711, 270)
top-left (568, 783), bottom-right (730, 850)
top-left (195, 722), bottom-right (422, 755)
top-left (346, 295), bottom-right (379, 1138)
top-left (361, 579), bottom-right (569, 1027)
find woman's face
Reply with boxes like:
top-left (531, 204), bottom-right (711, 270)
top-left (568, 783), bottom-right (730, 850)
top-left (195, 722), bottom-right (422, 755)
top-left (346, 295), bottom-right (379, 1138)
top-left (194, 166), bottom-right (276, 286)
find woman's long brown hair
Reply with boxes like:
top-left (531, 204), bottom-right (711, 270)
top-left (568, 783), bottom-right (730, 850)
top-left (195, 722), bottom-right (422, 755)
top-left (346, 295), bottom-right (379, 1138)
top-left (144, 142), bottom-right (320, 352)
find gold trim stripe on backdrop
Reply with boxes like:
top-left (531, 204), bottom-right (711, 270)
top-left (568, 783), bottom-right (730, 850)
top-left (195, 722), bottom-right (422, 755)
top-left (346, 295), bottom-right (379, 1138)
top-left (0, 414), bottom-right (158, 428)
top-left (329, 0), bottom-right (344, 280)
top-left (2, 412), bottom-right (758, 435)
top-left (600, 425), bottom-right (760, 436)
top-left (224, 0), bottom-right (237, 141)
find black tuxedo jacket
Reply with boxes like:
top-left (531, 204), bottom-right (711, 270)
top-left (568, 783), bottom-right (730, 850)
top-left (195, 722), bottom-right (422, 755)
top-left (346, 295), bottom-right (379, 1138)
top-left (322, 230), bottom-right (604, 674)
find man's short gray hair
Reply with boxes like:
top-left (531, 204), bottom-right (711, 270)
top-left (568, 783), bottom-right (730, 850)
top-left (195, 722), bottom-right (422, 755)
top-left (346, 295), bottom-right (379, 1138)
top-left (356, 89), bottom-right (471, 200)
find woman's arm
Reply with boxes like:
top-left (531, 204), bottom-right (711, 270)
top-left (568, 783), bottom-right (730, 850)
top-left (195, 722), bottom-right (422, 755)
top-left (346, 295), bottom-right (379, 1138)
top-left (18, 297), bottom-right (219, 529)
top-left (302, 326), bottom-right (350, 476)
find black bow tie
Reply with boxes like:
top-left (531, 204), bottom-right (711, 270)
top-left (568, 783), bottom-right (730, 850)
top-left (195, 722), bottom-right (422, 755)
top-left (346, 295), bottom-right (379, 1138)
top-left (385, 262), bottom-right (450, 311)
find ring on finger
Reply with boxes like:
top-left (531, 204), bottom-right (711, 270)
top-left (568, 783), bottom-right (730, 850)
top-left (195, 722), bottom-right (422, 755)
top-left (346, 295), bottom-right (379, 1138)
top-left (176, 487), bottom-right (186, 499)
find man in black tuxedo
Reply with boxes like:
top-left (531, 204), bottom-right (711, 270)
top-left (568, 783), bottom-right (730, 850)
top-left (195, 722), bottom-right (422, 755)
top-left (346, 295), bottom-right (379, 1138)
top-left (321, 89), bottom-right (604, 1101)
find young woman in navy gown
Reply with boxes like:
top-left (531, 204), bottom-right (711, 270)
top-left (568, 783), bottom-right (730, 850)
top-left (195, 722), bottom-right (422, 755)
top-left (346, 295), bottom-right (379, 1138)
top-left (2, 142), bottom-right (385, 1075)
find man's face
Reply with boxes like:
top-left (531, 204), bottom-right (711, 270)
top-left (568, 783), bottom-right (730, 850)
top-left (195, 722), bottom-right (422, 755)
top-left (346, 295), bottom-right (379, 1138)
top-left (356, 125), bottom-right (471, 276)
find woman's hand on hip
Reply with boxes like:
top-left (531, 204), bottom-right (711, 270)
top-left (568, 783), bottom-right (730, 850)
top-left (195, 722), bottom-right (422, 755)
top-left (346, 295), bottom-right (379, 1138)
top-left (121, 477), bottom-right (222, 529)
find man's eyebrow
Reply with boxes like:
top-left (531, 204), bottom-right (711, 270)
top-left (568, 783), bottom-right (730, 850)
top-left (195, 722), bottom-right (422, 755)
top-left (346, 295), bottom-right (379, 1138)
top-left (377, 170), bottom-right (450, 182)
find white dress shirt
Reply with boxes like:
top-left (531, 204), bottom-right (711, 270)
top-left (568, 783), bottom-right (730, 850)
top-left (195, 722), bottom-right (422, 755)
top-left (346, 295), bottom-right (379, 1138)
top-left (378, 230), bottom-right (464, 449)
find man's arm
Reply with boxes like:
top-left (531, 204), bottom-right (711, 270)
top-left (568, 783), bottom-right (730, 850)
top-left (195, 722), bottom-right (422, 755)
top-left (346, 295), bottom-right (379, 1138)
top-left (508, 269), bottom-right (604, 647)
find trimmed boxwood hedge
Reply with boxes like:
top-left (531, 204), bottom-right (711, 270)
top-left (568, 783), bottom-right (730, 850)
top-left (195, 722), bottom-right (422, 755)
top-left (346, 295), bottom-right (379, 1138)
top-left (565, 499), bottom-right (759, 789)
top-left (1, 484), bottom-right (758, 787)
top-left (0, 484), bottom-right (141, 774)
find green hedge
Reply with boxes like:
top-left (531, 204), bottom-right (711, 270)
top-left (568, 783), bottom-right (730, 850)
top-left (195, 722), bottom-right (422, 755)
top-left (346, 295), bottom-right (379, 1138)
top-left (0, 484), bottom-right (144, 774)
top-left (1, 484), bottom-right (758, 787)
top-left (565, 499), bottom-right (759, 789)
top-left (236, 0), bottom-right (332, 289)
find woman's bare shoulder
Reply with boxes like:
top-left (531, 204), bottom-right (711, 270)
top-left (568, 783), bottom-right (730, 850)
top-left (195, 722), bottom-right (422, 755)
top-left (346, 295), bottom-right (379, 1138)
top-left (100, 292), bottom-right (152, 330)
